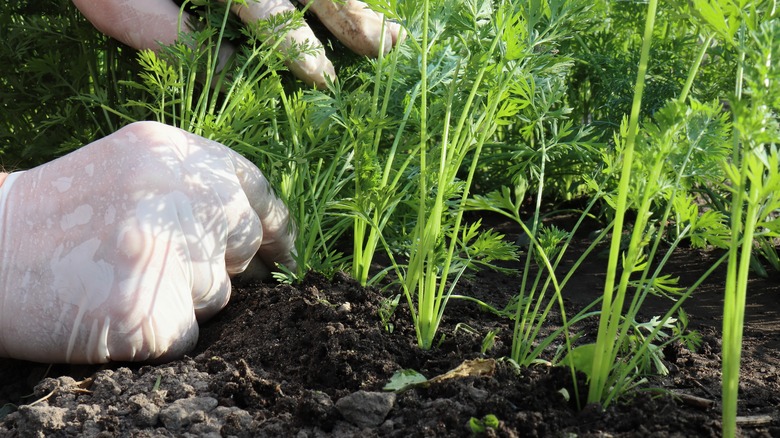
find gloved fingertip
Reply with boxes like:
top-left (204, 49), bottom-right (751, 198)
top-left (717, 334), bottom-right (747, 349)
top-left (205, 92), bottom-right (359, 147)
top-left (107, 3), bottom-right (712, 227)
top-left (389, 22), bottom-right (406, 47)
top-left (231, 257), bottom-right (271, 285)
top-left (289, 55), bottom-right (337, 89)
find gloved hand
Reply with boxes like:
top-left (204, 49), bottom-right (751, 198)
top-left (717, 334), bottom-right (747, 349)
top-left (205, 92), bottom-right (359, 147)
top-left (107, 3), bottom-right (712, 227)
top-left (0, 121), bottom-right (296, 364)
top-left (71, 0), bottom-right (402, 88)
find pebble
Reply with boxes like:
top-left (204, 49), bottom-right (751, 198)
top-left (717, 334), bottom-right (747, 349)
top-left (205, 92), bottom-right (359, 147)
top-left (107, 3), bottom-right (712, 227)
top-left (335, 390), bottom-right (396, 428)
top-left (337, 302), bottom-right (352, 314)
top-left (159, 396), bottom-right (218, 431)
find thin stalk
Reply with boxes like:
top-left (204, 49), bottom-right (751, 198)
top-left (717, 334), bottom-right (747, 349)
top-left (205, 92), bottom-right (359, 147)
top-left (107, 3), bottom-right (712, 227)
top-left (722, 24), bottom-right (748, 438)
top-left (401, 0), bottom-right (430, 346)
top-left (513, 131), bottom-right (544, 364)
top-left (416, 63), bottom-right (455, 347)
top-left (678, 33), bottom-right (714, 104)
top-left (588, 0), bottom-right (658, 404)
top-left (428, 33), bottom-right (505, 345)
top-left (353, 19), bottom-right (404, 285)
top-left (723, 169), bottom-right (759, 438)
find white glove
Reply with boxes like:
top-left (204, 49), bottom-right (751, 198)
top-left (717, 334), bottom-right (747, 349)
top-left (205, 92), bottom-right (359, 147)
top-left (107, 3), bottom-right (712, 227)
top-left (71, 0), bottom-right (402, 88)
top-left (0, 121), bottom-right (295, 364)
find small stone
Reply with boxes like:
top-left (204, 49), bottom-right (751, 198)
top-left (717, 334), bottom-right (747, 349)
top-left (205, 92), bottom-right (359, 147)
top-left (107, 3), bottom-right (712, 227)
top-left (33, 378), bottom-right (60, 398)
top-left (129, 393), bottom-right (160, 428)
top-left (91, 372), bottom-right (122, 398)
top-left (159, 396), bottom-right (218, 431)
top-left (17, 405), bottom-right (69, 431)
top-left (337, 302), bottom-right (352, 314)
top-left (379, 418), bottom-right (396, 434)
top-left (335, 391), bottom-right (396, 428)
top-left (75, 404), bottom-right (101, 422)
top-left (215, 406), bottom-right (254, 436)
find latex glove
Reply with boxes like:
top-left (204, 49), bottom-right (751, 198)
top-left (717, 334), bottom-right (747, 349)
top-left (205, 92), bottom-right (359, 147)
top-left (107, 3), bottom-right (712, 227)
top-left (0, 121), bottom-right (296, 364)
top-left (71, 0), bottom-right (402, 88)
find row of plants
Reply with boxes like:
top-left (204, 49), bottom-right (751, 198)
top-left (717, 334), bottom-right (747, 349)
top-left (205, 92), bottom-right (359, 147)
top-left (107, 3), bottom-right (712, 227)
top-left (3, 0), bottom-right (778, 436)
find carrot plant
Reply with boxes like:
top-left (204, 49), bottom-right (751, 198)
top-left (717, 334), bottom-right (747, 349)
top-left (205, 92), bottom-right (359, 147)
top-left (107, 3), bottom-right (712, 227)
top-left (468, 188), bottom-right (606, 371)
top-left (716, 14), bottom-right (780, 438)
top-left (580, 0), bottom-right (742, 407)
top-left (272, 87), bottom-right (356, 280)
top-left (306, 33), bottom-right (419, 286)
top-left (350, 0), bottom-right (528, 349)
top-left (462, 0), bottom-right (601, 374)
top-left (344, 36), bottom-right (423, 287)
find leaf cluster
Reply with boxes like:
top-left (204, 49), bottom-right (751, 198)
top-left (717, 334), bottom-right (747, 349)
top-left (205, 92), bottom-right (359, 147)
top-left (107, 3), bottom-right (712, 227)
top-left (566, 0), bottom-right (737, 136)
top-left (0, 0), bottom-right (144, 168)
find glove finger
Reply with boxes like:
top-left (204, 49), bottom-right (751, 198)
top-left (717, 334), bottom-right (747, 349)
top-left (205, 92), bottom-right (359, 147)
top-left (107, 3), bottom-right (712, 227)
top-left (227, 0), bottom-right (335, 88)
top-left (72, 0), bottom-right (186, 51)
top-left (227, 150), bottom-right (297, 277)
top-left (302, 0), bottom-right (394, 57)
top-left (191, 266), bottom-right (233, 322)
top-left (388, 21), bottom-right (405, 46)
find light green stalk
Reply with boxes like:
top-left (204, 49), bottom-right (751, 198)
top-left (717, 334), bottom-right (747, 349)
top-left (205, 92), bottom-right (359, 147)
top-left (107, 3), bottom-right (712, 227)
top-left (588, 0), bottom-right (658, 404)
top-left (721, 23), bottom-right (747, 438)
top-left (402, 0), bottom-right (430, 338)
top-left (678, 33), bottom-right (714, 104)
top-left (351, 19), bottom-right (413, 286)
top-left (400, 0), bottom-right (513, 349)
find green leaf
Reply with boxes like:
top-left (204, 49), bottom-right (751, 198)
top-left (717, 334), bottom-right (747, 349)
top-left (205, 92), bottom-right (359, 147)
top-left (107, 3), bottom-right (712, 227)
top-left (468, 417), bottom-right (486, 434)
top-left (690, 0), bottom-right (740, 42)
top-left (383, 369), bottom-right (428, 391)
top-left (482, 414), bottom-right (500, 428)
top-left (561, 343), bottom-right (596, 380)
top-left (468, 414), bottom-right (500, 434)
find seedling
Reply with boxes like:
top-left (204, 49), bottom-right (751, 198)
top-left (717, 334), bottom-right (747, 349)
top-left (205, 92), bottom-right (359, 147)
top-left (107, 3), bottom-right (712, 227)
top-left (378, 294), bottom-right (401, 333)
top-left (468, 414), bottom-right (500, 435)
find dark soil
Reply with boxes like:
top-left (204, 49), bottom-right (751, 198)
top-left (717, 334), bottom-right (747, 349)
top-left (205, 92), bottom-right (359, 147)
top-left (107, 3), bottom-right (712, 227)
top-left (1, 216), bottom-right (779, 437)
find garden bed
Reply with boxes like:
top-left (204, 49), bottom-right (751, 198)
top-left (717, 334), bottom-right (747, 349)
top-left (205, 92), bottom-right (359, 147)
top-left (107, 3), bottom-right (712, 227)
top-left (1, 218), bottom-right (779, 437)
top-left (3, 0), bottom-right (780, 436)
